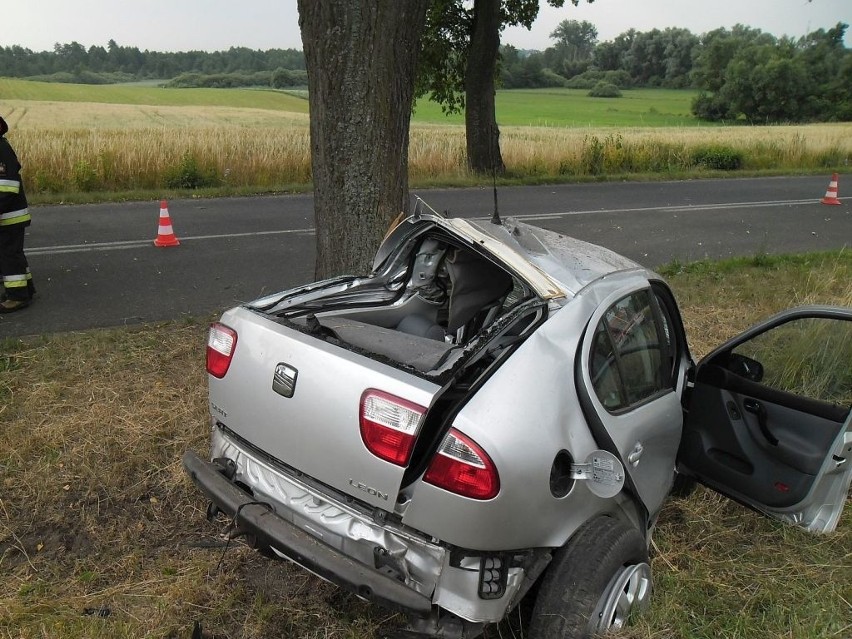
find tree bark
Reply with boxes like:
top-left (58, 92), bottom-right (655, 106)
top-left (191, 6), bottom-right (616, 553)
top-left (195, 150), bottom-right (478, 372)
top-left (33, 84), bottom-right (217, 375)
top-left (464, 0), bottom-right (505, 175)
top-left (298, 0), bottom-right (429, 278)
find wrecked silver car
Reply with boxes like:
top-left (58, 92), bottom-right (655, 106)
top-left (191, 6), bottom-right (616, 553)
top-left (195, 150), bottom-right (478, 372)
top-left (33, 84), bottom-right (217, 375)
top-left (183, 204), bottom-right (852, 638)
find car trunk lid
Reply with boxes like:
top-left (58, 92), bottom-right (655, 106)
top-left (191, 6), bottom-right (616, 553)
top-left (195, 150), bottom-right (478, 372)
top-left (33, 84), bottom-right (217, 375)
top-left (209, 306), bottom-right (443, 510)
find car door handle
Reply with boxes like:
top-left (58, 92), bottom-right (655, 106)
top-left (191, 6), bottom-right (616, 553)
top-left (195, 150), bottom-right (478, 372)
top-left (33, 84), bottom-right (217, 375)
top-left (627, 442), bottom-right (644, 467)
top-left (742, 398), bottom-right (779, 446)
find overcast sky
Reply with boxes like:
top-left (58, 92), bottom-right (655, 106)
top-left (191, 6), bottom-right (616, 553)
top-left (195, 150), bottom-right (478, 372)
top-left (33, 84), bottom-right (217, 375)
top-left (4, 0), bottom-right (850, 54)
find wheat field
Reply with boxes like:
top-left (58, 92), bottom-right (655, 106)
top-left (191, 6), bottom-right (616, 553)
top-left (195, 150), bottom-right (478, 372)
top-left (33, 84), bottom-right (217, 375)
top-left (2, 98), bottom-right (851, 194)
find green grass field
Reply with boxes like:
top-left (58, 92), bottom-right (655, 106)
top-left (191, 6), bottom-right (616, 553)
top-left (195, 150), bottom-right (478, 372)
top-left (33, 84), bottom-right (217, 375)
top-left (1, 78), bottom-right (696, 127)
top-left (0, 78), bottom-right (309, 112)
top-left (415, 88), bottom-right (701, 127)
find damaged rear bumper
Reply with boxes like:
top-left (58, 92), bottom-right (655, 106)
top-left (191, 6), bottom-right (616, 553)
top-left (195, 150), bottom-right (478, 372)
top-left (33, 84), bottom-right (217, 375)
top-left (182, 449), bottom-right (434, 615)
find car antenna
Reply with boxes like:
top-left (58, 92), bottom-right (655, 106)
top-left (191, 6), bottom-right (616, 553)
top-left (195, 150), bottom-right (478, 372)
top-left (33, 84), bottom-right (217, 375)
top-left (489, 124), bottom-right (502, 226)
top-left (413, 195), bottom-right (443, 218)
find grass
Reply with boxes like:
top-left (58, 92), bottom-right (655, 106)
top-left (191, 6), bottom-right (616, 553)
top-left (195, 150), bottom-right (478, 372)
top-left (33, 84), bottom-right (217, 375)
top-left (0, 79), bottom-right (699, 128)
top-left (0, 78), bottom-right (309, 112)
top-left (415, 88), bottom-right (701, 128)
top-left (1, 79), bottom-right (692, 126)
top-left (1, 251), bottom-right (850, 639)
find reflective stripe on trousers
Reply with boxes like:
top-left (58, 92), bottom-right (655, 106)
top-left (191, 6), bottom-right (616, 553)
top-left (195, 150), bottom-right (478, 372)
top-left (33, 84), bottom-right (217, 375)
top-left (3, 272), bottom-right (30, 288)
top-left (0, 208), bottom-right (30, 225)
top-left (0, 224), bottom-right (32, 299)
top-left (0, 178), bottom-right (22, 193)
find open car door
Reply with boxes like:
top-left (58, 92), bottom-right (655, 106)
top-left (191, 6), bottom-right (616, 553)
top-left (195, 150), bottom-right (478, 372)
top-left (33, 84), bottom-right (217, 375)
top-left (678, 306), bottom-right (852, 533)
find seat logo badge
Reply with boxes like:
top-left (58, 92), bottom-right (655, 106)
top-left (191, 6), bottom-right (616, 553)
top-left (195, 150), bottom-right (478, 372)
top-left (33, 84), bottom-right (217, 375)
top-left (272, 363), bottom-right (298, 398)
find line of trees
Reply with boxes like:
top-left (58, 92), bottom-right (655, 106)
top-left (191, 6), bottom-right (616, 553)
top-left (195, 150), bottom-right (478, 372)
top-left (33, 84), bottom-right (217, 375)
top-left (0, 40), bottom-right (305, 80)
top-left (502, 20), bottom-right (851, 122)
top-left (692, 24), bottom-right (852, 122)
top-left (506, 22), bottom-right (700, 89)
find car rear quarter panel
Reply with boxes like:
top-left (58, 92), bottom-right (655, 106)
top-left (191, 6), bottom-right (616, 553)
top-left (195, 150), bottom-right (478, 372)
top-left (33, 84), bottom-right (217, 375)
top-left (400, 288), bottom-right (642, 550)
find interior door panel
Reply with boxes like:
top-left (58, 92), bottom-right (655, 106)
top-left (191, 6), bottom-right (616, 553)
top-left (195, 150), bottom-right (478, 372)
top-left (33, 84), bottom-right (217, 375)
top-left (678, 306), bottom-right (852, 532)
top-left (680, 366), bottom-right (847, 507)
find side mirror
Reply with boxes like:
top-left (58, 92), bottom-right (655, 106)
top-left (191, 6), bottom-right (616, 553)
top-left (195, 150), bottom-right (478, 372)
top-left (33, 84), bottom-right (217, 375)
top-left (727, 353), bottom-right (764, 383)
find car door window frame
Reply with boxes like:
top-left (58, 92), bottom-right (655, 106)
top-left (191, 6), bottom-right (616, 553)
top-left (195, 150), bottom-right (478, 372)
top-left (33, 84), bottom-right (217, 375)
top-left (649, 280), bottom-right (687, 393)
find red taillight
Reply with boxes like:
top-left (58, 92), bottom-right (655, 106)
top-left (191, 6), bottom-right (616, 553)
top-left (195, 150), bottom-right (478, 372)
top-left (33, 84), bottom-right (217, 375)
top-left (360, 389), bottom-right (426, 466)
top-left (207, 323), bottom-right (237, 379)
top-left (424, 429), bottom-right (500, 500)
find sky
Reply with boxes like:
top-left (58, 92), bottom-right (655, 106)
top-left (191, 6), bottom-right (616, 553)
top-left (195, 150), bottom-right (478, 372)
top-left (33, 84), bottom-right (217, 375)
top-left (3, 0), bottom-right (850, 54)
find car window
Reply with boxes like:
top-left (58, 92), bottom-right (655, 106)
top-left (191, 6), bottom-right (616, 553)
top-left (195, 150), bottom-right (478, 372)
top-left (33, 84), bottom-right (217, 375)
top-left (590, 290), bottom-right (668, 412)
top-left (729, 317), bottom-right (852, 406)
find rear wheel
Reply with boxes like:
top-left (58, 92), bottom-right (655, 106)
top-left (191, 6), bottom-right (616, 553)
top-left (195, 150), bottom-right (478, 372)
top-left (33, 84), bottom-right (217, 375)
top-left (527, 516), bottom-right (651, 639)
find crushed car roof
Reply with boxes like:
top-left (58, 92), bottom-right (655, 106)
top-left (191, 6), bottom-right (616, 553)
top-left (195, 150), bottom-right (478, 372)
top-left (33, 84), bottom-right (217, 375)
top-left (379, 211), bottom-right (645, 300)
top-left (463, 217), bottom-right (644, 297)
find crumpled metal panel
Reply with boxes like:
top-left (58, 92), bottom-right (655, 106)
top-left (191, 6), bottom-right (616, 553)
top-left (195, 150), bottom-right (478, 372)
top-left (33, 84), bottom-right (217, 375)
top-left (464, 217), bottom-right (644, 296)
top-left (432, 555), bottom-right (526, 623)
top-left (211, 429), bottom-right (446, 598)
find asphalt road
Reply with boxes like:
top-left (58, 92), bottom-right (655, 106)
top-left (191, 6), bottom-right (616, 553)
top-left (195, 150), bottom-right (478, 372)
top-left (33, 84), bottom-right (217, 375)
top-left (2, 175), bottom-right (849, 338)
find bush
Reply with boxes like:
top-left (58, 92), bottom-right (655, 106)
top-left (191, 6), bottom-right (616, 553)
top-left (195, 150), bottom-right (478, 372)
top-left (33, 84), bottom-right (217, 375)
top-left (165, 73), bottom-right (201, 88)
top-left (74, 70), bottom-right (113, 85)
top-left (163, 152), bottom-right (220, 189)
top-left (566, 70), bottom-right (633, 90)
top-left (165, 71), bottom-right (279, 89)
top-left (564, 76), bottom-right (596, 90)
top-left (692, 93), bottom-right (732, 122)
top-left (580, 135), bottom-right (606, 175)
top-left (691, 145), bottom-right (743, 171)
top-left (539, 69), bottom-right (568, 88)
top-left (603, 70), bottom-right (632, 89)
top-left (30, 169), bottom-right (64, 193)
top-left (564, 69), bottom-right (603, 89)
top-left (24, 72), bottom-right (77, 84)
top-left (588, 81), bottom-right (622, 98)
top-left (270, 67), bottom-right (309, 88)
top-left (72, 160), bottom-right (99, 191)
top-left (23, 71), bottom-right (137, 85)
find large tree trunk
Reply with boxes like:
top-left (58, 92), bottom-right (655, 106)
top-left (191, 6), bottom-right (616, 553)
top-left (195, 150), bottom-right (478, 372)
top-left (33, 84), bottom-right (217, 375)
top-left (464, 0), bottom-right (505, 175)
top-left (298, 1), bottom-right (429, 278)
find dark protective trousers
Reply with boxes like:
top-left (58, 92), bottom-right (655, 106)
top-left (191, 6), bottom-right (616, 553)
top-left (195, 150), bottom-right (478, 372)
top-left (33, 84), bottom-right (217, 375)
top-left (0, 224), bottom-right (32, 301)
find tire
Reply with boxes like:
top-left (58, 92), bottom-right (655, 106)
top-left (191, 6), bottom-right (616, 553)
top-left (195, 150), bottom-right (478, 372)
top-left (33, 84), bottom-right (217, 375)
top-left (526, 516), bottom-right (651, 639)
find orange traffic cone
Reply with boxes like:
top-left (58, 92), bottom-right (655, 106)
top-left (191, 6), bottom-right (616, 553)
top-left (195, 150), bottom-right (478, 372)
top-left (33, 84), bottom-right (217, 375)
top-left (820, 173), bottom-right (842, 205)
top-left (154, 200), bottom-right (180, 247)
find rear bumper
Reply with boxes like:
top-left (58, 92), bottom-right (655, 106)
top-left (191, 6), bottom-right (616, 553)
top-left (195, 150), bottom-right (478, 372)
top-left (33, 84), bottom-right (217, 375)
top-left (182, 449), bottom-right (433, 615)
